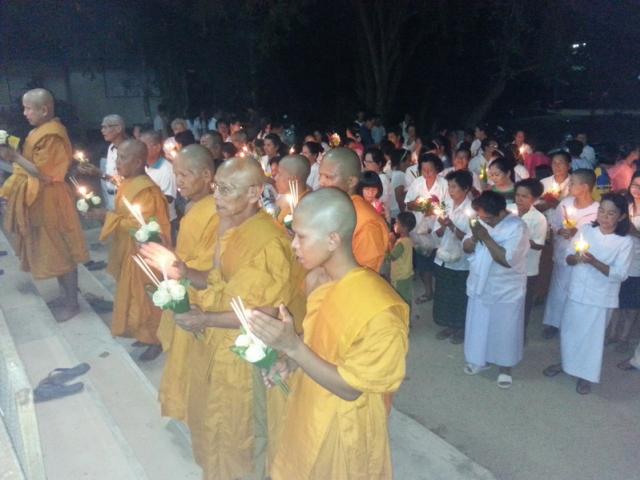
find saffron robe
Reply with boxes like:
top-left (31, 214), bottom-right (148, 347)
top-left (185, 210), bottom-right (306, 480)
top-left (100, 175), bottom-right (170, 344)
top-left (351, 194), bottom-right (389, 272)
top-left (157, 195), bottom-right (218, 420)
top-left (270, 268), bottom-right (409, 480)
top-left (2, 118), bottom-right (88, 278)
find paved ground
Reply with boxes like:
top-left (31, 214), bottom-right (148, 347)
top-left (395, 285), bottom-right (640, 480)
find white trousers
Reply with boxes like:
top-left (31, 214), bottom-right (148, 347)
top-left (464, 296), bottom-right (525, 368)
top-left (561, 299), bottom-right (612, 383)
top-left (542, 262), bottom-right (571, 328)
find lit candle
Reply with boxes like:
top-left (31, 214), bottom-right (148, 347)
top-left (74, 150), bottom-right (87, 163)
top-left (550, 182), bottom-right (560, 195)
top-left (123, 197), bottom-right (146, 227)
top-left (466, 207), bottom-right (478, 226)
top-left (289, 146), bottom-right (295, 155)
top-left (574, 233), bottom-right (590, 256)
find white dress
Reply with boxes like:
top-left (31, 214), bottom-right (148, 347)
top-left (464, 214), bottom-right (530, 367)
top-left (542, 197), bottom-right (599, 328)
top-left (560, 225), bottom-right (633, 382)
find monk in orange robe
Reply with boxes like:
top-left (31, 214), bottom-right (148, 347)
top-left (140, 156), bottom-right (306, 480)
top-left (0, 88), bottom-right (89, 322)
top-left (155, 144), bottom-right (218, 420)
top-left (97, 139), bottom-right (171, 361)
top-left (318, 147), bottom-right (388, 272)
top-left (274, 154), bottom-right (311, 225)
top-left (248, 188), bottom-right (409, 480)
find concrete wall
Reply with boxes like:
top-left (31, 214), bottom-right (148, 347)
top-left (0, 63), bottom-right (161, 129)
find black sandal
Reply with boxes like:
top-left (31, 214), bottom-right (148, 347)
top-left (543, 364), bottom-right (562, 377)
top-left (33, 382), bottom-right (84, 403)
top-left (38, 363), bottom-right (90, 387)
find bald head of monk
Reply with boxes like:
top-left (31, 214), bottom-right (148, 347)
top-left (275, 154), bottom-right (311, 195)
top-left (22, 88), bottom-right (55, 127)
top-left (318, 147), bottom-right (362, 195)
top-left (291, 188), bottom-right (357, 271)
top-left (213, 156), bottom-right (266, 219)
top-left (174, 144), bottom-right (215, 201)
top-left (116, 139), bottom-right (147, 178)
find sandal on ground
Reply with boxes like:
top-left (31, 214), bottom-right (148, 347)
top-left (450, 330), bottom-right (465, 345)
top-left (543, 364), bottom-right (562, 377)
top-left (33, 382), bottom-right (84, 403)
top-left (464, 364), bottom-right (490, 376)
top-left (576, 379), bottom-right (591, 395)
top-left (415, 293), bottom-right (433, 304)
top-left (436, 328), bottom-right (455, 340)
top-left (38, 363), bottom-right (91, 387)
top-left (617, 359), bottom-right (639, 371)
top-left (497, 373), bottom-right (513, 389)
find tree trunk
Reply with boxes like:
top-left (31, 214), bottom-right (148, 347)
top-left (463, 74), bottom-right (508, 129)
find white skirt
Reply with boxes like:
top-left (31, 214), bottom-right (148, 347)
top-left (464, 296), bottom-right (525, 368)
top-left (542, 262), bottom-right (571, 328)
top-left (561, 300), bottom-right (611, 383)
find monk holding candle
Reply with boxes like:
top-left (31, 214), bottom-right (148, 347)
top-left (319, 147), bottom-right (389, 272)
top-left (140, 156), bottom-right (306, 480)
top-left (274, 154), bottom-right (311, 225)
top-left (0, 88), bottom-right (89, 322)
top-left (154, 144), bottom-right (218, 420)
top-left (248, 188), bottom-right (409, 480)
top-left (97, 139), bottom-right (171, 361)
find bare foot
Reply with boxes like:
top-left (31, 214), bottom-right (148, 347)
top-left (51, 304), bottom-right (80, 323)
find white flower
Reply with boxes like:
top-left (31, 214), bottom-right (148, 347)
top-left (135, 227), bottom-right (150, 243)
top-left (76, 199), bottom-right (89, 212)
top-left (91, 195), bottom-right (102, 206)
top-left (168, 283), bottom-right (186, 301)
top-left (0, 130), bottom-right (7, 145)
top-left (152, 287), bottom-right (172, 307)
top-left (283, 214), bottom-right (293, 226)
top-left (146, 220), bottom-right (161, 233)
top-left (244, 342), bottom-right (266, 363)
top-left (235, 334), bottom-right (252, 348)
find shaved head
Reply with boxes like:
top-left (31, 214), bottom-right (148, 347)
top-left (116, 139), bottom-right (147, 178)
top-left (323, 148), bottom-right (361, 180)
top-left (279, 154), bottom-right (311, 183)
top-left (23, 88), bottom-right (54, 110)
top-left (176, 144), bottom-right (215, 174)
top-left (318, 147), bottom-right (362, 194)
top-left (295, 187), bottom-right (356, 241)
top-left (216, 155), bottom-right (266, 186)
top-left (103, 114), bottom-right (126, 129)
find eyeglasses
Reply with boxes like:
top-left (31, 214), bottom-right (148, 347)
top-left (211, 182), bottom-right (258, 197)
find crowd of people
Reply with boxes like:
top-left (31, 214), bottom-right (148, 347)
top-left (1, 88), bottom-right (639, 479)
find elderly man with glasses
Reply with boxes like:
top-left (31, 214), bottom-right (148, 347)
top-left (101, 114), bottom-right (127, 210)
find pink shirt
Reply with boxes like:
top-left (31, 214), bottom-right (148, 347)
top-left (608, 161), bottom-right (636, 192)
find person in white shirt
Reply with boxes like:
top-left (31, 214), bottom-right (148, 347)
top-left (515, 179), bottom-right (548, 336)
top-left (100, 114), bottom-right (127, 210)
top-left (153, 104), bottom-right (168, 137)
top-left (405, 153), bottom-right (448, 303)
top-left (301, 141), bottom-right (323, 191)
top-left (463, 191), bottom-right (530, 389)
top-left (188, 110), bottom-right (209, 141)
top-left (388, 148), bottom-right (411, 217)
top-left (470, 124), bottom-right (489, 158)
top-left (170, 118), bottom-right (188, 135)
top-left (433, 170), bottom-right (474, 344)
top-left (538, 151), bottom-right (572, 214)
top-left (440, 148), bottom-right (482, 195)
top-left (513, 130), bottom-right (533, 156)
top-left (542, 170), bottom-right (599, 339)
top-left (543, 193), bottom-right (633, 394)
top-left (576, 132), bottom-right (596, 167)
top-left (469, 138), bottom-right (498, 177)
top-left (139, 130), bottom-right (178, 239)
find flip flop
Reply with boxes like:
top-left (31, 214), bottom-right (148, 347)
top-left (464, 364), bottom-right (490, 376)
top-left (543, 364), bottom-right (563, 377)
top-left (33, 382), bottom-right (84, 403)
top-left (497, 373), bottom-right (512, 389)
top-left (38, 363), bottom-right (90, 387)
top-left (576, 379), bottom-right (591, 395)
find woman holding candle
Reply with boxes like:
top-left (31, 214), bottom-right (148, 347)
top-left (462, 191), bottom-right (530, 388)
top-left (542, 169), bottom-right (599, 339)
top-left (405, 153), bottom-right (448, 303)
top-left (606, 172), bottom-right (640, 352)
top-left (543, 193), bottom-right (633, 394)
top-left (432, 170), bottom-right (474, 344)
top-left (539, 152), bottom-right (572, 212)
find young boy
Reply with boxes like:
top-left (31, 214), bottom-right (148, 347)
top-left (515, 179), bottom-right (548, 333)
top-left (388, 211), bottom-right (416, 307)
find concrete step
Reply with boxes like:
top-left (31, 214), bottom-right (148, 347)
top-left (0, 231), bottom-right (199, 479)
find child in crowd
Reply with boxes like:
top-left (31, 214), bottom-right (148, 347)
top-left (388, 212), bottom-right (416, 308)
